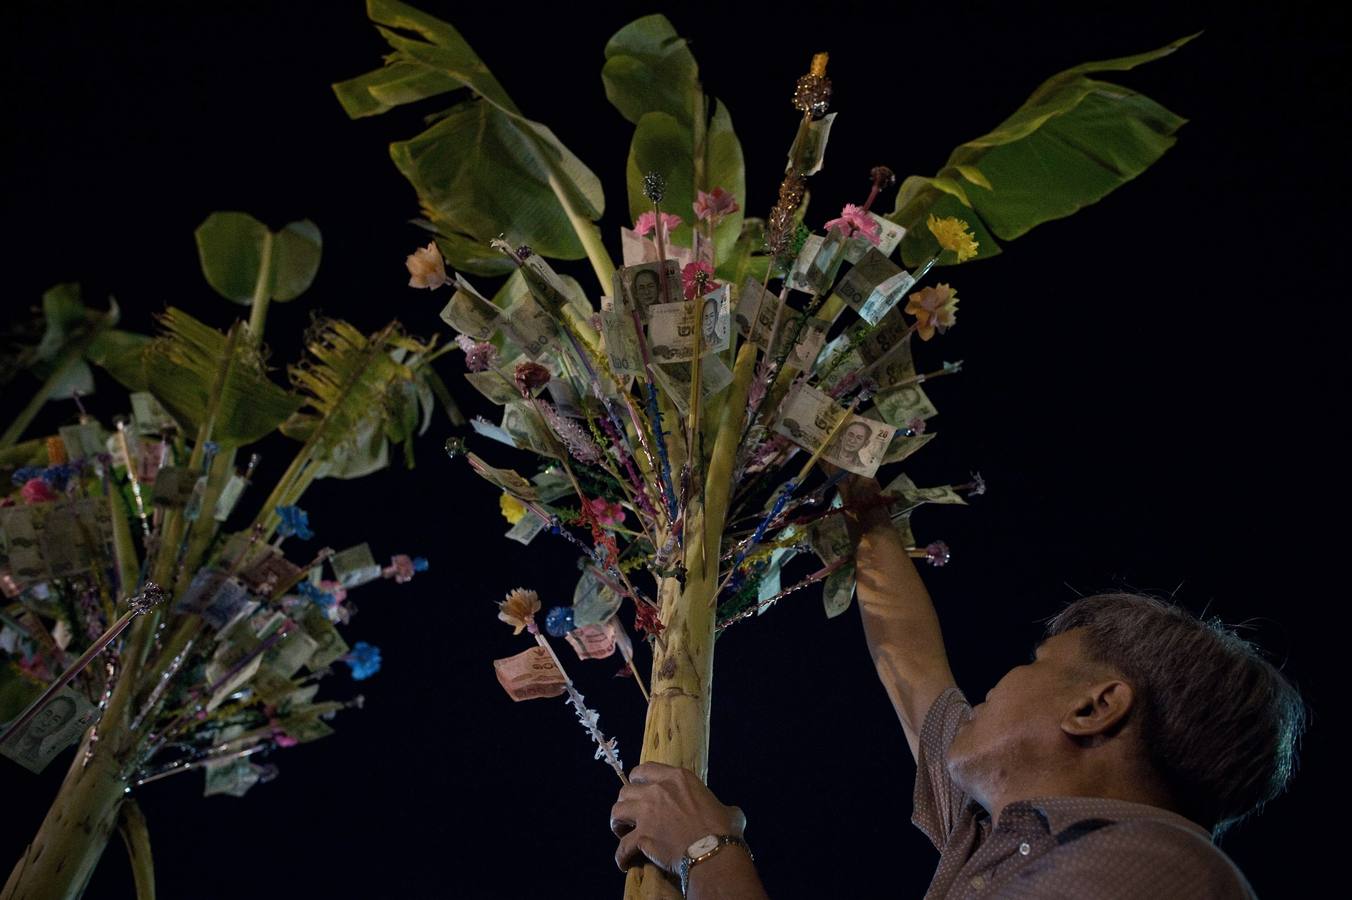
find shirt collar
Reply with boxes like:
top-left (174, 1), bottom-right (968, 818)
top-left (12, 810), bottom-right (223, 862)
top-left (1011, 796), bottom-right (1211, 840)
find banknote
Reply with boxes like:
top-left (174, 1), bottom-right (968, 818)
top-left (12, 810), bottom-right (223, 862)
top-left (465, 453), bottom-right (538, 501)
top-left (0, 498), bottom-right (113, 584)
top-left (151, 466), bottom-right (195, 507)
top-left (296, 602), bottom-right (348, 671)
top-left (493, 645), bottom-right (567, 702)
top-left (463, 369), bottom-right (525, 407)
top-left (806, 512), bottom-right (853, 565)
top-left (565, 622), bottom-right (617, 660)
top-left (505, 513), bottom-right (547, 546)
top-left (0, 686), bottom-right (99, 773)
top-left (131, 391), bottom-right (177, 434)
top-left (833, 248), bottom-right (917, 325)
top-left (573, 567), bottom-right (622, 628)
top-left (843, 213), bottom-right (907, 264)
top-left (873, 383), bottom-right (939, 427)
top-left (613, 260), bottom-right (682, 322)
top-left (733, 278), bottom-right (828, 371)
top-left (646, 286), bottom-right (731, 362)
top-left (755, 545), bottom-right (799, 615)
top-left (883, 472), bottom-right (967, 508)
top-left (329, 543), bottom-right (381, 588)
top-left (519, 253), bottom-right (577, 314)
top-left (469, 415), bottom-right (516, 449)
top-left (501, 292), bottom-right (558, 361)
top-left (774, 383), bottom-right (896, 478)
top-left (274, 708), bottom-right (335, 744)
top-left (880, 430), bottom-right (936, 465)
top-left (532, 469), bottom-right (576, 504)
top-left (620, 226), bottom-right (696, 270)
top-left (58, 422), bottom-right (104, 461)
top-left (788, 111), bottom-right (836, 176)
top-left (601, 307), bottom-right (644, 377)
top-left (546, 378), bottom-right (583, 418)
top-left (822, 562), bottom-right (857, 619)
top-left (501, 403), bottom-right (559, 458)
top-left (649, 354), bottom-right (734, 418)
top-left (439, 274), bottom-right (501, 340)
top-left (264, 628), bottom-right (320, 679)
top-left (785, 233), bottom-right (827, 294)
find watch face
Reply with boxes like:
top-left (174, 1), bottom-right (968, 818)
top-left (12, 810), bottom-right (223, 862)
top-left (688, 835), bottom-right (721, 857)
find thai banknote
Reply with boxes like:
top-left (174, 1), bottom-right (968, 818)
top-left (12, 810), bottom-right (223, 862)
top-left (613, 260), bottom-right (682, 322)
top-left (465, 453), bottom-right (539, 501)
top-left (873, 383), bottom-right (939, 427)
top-left (880, 431), bottom-right (936, 465)
top-left (649, 354), bottom-right (734, 418)
top-left (733, 278), bottom-right (827, 372)
top-left (620, 226), bottom-right (696, 270)
top-left (600, 307), bottom-right (644, 378)
top-left (788, 111), bottom-right (836, 176)
top-left (646, 286), bottom-right (731, 362)
top-left (785, 233), bottom-right (827, 294)
top-left (505, 514), bottom-right (547, 546)
top-left (573, 567), bottom-right (622, 628)
top-left (501, 403), bottom-right (559, 458)
top-left (439, 274), bottom-right (502, 340)
top-left (493, 645), bottom-right (567, 702)
top-left (842, 213), bottom-right (907, 264)
top-left (565, 623), bottom-right (617, 660)
top-left (0, 686), bottom-right (99, 773)
top-left (501, 292), bottom-right (559, 361)
top-left (883, 472), bottom-right (967, 509)
top-left (0, 499), bottom-right (113, 584)
top-left (774, 383), bottom-right (896, 478)
top-left (131, 391), bottom-right (177, 434)
top-left (833, 247), bottom-right (916, 325)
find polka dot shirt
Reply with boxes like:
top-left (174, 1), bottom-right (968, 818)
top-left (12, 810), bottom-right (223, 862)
top-left (914, 688), bottom-right (1257, 899)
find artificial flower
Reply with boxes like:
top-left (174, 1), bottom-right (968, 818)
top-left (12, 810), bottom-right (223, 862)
top-left (541, 404), bottom-right (603, 464)
top-left (514, 361), bottom-right (551, 396)
top-left (681, 261), bottom-right (716, 300)
top-left (344, 641), bottom-right (382, 680)
top-left (297, 580), bottom-right (336, 609)
top-left (905, 283), bottom-right (960, 341)
top-left (634, 211), bottom-right (683, 238)
top-left (275, 505), bottom-right (313, 540)
top-left (927, 214), bottom-right (979, 262)
top-left (693, 187), bottom-right (739, 223)
top-left (545, 606), bottom-right (576, 637)
top-left (405, 242), bottom-right (448, 289)
top-left (587, 496), bottom-right (625, 528)
top-left (633, 602), bottom-right (665, 638)
top-left (498, 587), bottom-right (541, 635)
top-left (383, 554), bottom-right (428, 583)
top-left (924, 541), bottom-right (951, 567)
top-left (500, 492), bottom-right (527, 525)
top-left (907, 417), bottom-right (927, 436)
top-left (20, 478), bottom-right (57, 505)
top-left (825, 203), bottom-right (881, 245)
top-left (455, 334), bottom-right (498, 373)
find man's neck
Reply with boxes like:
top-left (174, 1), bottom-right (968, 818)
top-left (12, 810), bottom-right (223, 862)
top-left (983, 767), bottom-right (1178, 824)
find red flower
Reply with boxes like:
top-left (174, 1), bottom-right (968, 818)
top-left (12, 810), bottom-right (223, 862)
top-left (680, 261), bottom-right (717, 300)
top-left (633, 602), bottom-right (665, 638)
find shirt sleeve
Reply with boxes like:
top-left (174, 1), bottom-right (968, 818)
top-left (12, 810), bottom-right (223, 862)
top-left (911, 686), bottom-right (975, 850)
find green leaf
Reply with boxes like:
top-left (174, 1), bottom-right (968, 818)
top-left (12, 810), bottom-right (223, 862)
top-left (128, 308), bottom-right (302, 445)
top-left (194, 212), bottom-right (322, 305)
top-left (86, 329), bottom-right (151, 391)
top-left (607, 16), bottom-right (745, 263)
top-left (891, 35), bottom-right (1194, 267)
top-left (334, 0), bottom-right (605, 276)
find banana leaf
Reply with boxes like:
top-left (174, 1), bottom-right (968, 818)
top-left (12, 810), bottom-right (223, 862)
top-left (333, 0), bottom-right (604, 278)
top-left (280, 319), bottom-right (435, 478)
top-left (891, 34), bottom-right (1196, 267)
top-left (604, 15), bottom-right (746, 273)
top-left (194, 212), bottom-right (322, 305)
top-left (106, 307), bottom-right (302, 446)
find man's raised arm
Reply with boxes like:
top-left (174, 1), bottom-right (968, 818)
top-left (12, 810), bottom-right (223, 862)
top-left (840, 475), bottom-right (956, 760)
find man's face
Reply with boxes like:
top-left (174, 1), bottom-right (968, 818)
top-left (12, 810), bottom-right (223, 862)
top-left (945, 630), bottom-right (1099, 807)
top-left (634, 271), bottom-right (659, 306)
top-left (29, 701), bottom-right (73, 739)
top-left (839, 423), bottom-right (871, 454)
top-left (702, 301), bottom-right (718, 336)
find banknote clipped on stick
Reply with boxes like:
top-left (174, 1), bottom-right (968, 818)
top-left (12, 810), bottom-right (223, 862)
top-left (775, 383), bottom-right (897, 478)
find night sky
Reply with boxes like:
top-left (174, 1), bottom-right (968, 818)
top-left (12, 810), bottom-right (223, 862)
top-left (0, 2), bottom-right (1340, 897)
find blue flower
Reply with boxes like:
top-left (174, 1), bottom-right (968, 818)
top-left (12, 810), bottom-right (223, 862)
top-left (42, 464), bottom-right (76, 491)
top-left (297, 580), bottom-right (335, 608)
top-left (275, 505), bottom-right (313, 540)
top-left (344, 641), bottom-right (382, 680)
top-left (544, 606), bottom-right (575, 637)
top-left (412, 557), bottom-right (429, 573)
top-left (11, 467), bottom-right (44, 487)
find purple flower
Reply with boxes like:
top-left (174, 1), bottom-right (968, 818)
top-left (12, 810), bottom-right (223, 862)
top-left (455, 334), bottom-right (499, 373)
top-left (924, 541), bottom-right (951, 567)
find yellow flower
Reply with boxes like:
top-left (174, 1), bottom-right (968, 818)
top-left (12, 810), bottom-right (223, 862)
top-left (497, 588), bottom-right (541, 635)
top-left (905, 284), bottom-right (959, 341)
top-left (927, 215), bottom-right (979, 262)
top-left (405, 241), bottom-right (448, 289)
top-left (499, 492), bottom-right (527, 525)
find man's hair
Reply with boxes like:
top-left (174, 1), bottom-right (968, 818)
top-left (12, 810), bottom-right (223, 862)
top-left (1045, 592), bottom-right (1305, 836)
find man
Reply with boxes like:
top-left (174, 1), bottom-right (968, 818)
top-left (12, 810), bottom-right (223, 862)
top-left (610, 476), bottom-right (1304, 898)
top-left (827, 420), bottom-right (875, 472)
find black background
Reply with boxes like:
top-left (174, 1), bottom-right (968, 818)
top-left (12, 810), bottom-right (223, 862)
top-left (0, 2), bottom-right (1342, 897)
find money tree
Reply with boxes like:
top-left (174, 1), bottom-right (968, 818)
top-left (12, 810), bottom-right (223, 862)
top-left (339, 3), bottom-right (1189, 895)
top-left (0, 214), bottom-right (454, 898)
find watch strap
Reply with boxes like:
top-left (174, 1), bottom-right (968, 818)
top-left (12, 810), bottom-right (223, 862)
top-left (678, 834), bottom-right (753, 897)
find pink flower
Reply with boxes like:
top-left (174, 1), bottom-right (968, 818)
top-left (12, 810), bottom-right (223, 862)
top-left (271, 723), bottom-right (299, 748)
top-left (824, 204), bottom-right (881, 245)
top-left (455, 334), bottom-right (499, 372)
top-left (693, 187), bottom-right (739, 223)
top-left (924, 541), bottom-right (951, 567)
top-left (20, 478), bottom-right (57, 505)
top-left (634, 211), bottom-right (683, 239)
top-left (680, 261), bottom-right (717, 300)
top-left (907, 417), bottom-right (927, 436)
top-left (587, 496), bottom-right (625, 528)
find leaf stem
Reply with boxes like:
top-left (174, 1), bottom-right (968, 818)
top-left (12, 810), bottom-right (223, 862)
top-left (546, 170), bottom-right (615, 294)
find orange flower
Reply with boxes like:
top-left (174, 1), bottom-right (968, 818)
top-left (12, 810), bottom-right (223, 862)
top-left (905, 284), bottom-right (959, 341)
top-left (497, 588), bottom-right (541, 635)
top-left (405, 242), bottom-right (448, 289)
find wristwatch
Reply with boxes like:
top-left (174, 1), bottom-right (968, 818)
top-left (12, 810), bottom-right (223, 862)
top-left (677, 833), bottom-right (753, 897)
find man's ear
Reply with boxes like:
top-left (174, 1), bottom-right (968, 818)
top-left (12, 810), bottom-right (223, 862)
top-left (1061, 680), bottom-right (1135, 742)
